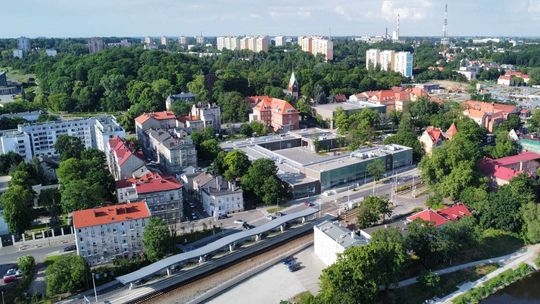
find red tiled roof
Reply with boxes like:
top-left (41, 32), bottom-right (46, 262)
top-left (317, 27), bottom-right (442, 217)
top-left (407, 204), bottom-right (472, 227)
top-left (426, 127), bottom-right (444, 143)
top-left (445, 123), bottom-right (458, 139)
top-left (463, 100), bottom-right (517, 116)
top-left (406, 209), bottom-right (449, 227)
top-left (116, 172), bottom-right (182, 194)
top-left (494, 151), bottom-right (540, 166)
top-left (73, 202), bottom-right (150, 229)
top-left (109, 136), bottom-right (143, 166)
top-left (251, 96), bottom-right (298, 115)
top-left (135, 111), bottom-right (177, 125)
top-left (438, 204), bottom-right (471, 221)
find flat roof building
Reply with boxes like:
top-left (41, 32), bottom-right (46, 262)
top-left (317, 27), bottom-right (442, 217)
top-left (220, 128), bottom-right (413, 198)
top-left (312, 101), bottom-right (386, 129)
top-left (314, 221), bottom-right (371, 265)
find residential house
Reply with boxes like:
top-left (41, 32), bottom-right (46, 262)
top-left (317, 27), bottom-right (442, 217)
top-left (190, 103), bottom-right (221, 132)
top-left (201, 176), bottom-right (244, 218)
top-left (462, 100), bottom-right (519, 132)
top-left (406, 204), bottom-right (472, 227)
top-left (107, 136), bottom-right (147, 180)
top-left (419, 127), bottom-right (445, 155)
top-left (115, 172), bottom-right (183, 225)
top-left (135, 111), bottom-right (178, 142)
top-left (73, 202), bottom-right (150, 266)
top-left (477, 151), bottom-right (540, 186)
top-left (248, 96), bottom-right (300, 132)
top-left (143, 128), bottom-right (197, 174)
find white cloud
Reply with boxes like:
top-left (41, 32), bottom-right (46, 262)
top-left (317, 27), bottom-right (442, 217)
top-left (528, 0), bottom-right (540, 12)
top-left (380, 0), bottom-right (433, 21)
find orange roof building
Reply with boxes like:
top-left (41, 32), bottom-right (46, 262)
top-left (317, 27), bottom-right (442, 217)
top-left (406, 204), bottom-right (471, 227)
top-left (73, 202), bottom-right (151, 265)
top-left (462, 100), bottom-right (519, 132)
top-left (107, 136), bottom-right (147, 180)
top-left (248, 96), bottom-right (300, 132)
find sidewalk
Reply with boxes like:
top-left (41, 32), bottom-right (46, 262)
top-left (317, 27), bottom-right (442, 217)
top-left (435, 244), bottom-right (540, 303)
top-left (396, 248), bottom-right (529, 288)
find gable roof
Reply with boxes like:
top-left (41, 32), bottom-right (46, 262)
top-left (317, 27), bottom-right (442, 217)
top-left (251, 96), bottom-right (299, 115)
top-left (463, 100), bottom-right (518, 116)
top-left (406, 204), bottom-right (472, 227)
top-left (406, 209), bottom-right (449, 227)
top-left (73, 202), bottom-right (150, 229)
top-left (477, 152), bottom-right (540, 181)
top-left (426, 127), bottom-right (444, 143)
top-left (135, 111), bottom-right (177, 125)
top-left (445, 123), bottom-right (458, 139)
top-left (109, 136), bottom-right (144, 166)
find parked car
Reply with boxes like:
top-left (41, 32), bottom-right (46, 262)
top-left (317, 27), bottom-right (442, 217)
top-left (3, 274), bottom-right (17, 283)
top-left (218, 214), bottom-right (229, 220)
top-left (304, 202), bottom-right (313, 207)
top-left (63, 244), bottom-right (76, 252)
top-left (276, 212), bottom-right (286, 217)
top-left (234, 219), bottom-right (245, 225)
top-left (265, 215), bottom-right (275, 220)
top-left (282, 256), bottom-right (295, 265)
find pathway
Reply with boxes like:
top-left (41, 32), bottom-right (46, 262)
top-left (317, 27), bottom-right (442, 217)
top-left (435, 244), bottom-right (540, 303)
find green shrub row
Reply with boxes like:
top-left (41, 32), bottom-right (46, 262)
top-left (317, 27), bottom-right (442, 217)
top-left (453, 263), bottom-right (534, 304)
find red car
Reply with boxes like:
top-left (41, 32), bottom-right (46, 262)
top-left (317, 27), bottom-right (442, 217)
top-left (3, 274), bottom-right (17, 283)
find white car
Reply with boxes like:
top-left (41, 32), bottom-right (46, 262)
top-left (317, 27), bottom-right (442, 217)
top-left (266, 215), bottom-right (275, 220)
top-left (234, 219), bottom-right (245, 225)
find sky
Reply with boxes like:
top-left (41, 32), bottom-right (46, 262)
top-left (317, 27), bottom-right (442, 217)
top-left (2, 0), bottom-right (540, 38)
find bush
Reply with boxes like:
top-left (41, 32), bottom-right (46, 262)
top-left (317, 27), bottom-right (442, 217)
top-left (18, 255), bottom-right (36, 278)
top-left (418, 270), bottom-right (441, 289)
top-left (45, 255), bottom-right (90, 297)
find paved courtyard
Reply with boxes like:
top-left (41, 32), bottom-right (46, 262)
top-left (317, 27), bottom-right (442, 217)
top-left (208, 245), bottom-right (326, 304)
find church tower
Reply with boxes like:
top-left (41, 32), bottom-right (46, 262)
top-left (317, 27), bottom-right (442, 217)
top-left (287, 71), bottom-right (299, 99)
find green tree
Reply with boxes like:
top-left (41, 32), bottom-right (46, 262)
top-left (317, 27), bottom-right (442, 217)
top-left (485, 130), bottom-right (518, 158)
top-left (250, 121), bottom-right (268, 136)
top-left (0, 185), bottom-right (35, 234)
top-left (239, 123), bottom-right (253, 137)
top-left (522, 202), bottom-right (540, 244)
top-left (357, 196), bottom-right (392, 228)
top-left (18, 255), bottom-right (36, 277)
top-left (241, 158), bottom-right (283, 205)
top-left (480, 186), bottom-right (523, 232)
top-left (187, 74), bottom-right (209, 101)
top-left (223, 150), bottom-right (251, 181)
top-left (318, 232), bottom-right (405, 303)
top-left (54, 135), bottom-right (84, 161)
top-left (529, 109), bottom-right (540, 133)
top-left (405, 220), bottom-right (451, 268)
top-left (60, 180), bottom-right (103, 213)
top-left (217, 91), bottom-right (250, 123)
top-left (143, 217), bottom-right (174, 262)
top-left (418, 270), bottom-right (441, 290)
top-left (199, 139), bottom-right (221, 162)
top-left (367, 159), bottom-right (385, 182)
top-left (46, 255), bottom-right (90, 297)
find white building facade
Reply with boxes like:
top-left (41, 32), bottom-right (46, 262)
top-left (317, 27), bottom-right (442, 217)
top-left (73, 202), bottom-right (150, 266)
top-left (201, 177), bottom-right (244, 218)
top-left (314, 221), bottom-right (371, 266)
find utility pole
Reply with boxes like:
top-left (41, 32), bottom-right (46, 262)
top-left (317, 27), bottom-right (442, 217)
top-left (92, 272), bottom-right (98, 303)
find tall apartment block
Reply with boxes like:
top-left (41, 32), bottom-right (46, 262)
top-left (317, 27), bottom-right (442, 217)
top-left (216, 36), bottom-right (268, 53)
top-left (88, 38), bottom-right (104, 54)
top-left (366, 49), bottom-right (414, 78)
top-left (298, 36), bottom-right (333, 61)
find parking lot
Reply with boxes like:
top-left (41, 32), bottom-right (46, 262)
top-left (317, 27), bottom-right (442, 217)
top-left (208, 245), bottom-right (326, 304)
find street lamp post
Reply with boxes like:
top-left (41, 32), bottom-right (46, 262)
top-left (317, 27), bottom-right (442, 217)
top-left (2, 290), bottom-right (5, 304)
top-left (92, 272), bottom-right (98, 303)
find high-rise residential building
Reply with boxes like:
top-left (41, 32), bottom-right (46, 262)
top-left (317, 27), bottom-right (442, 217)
top-left (88, 38), bottom-right (104, 54)
top-left (255, 36), bottom-right (269, 53)
top-left (379, 50), bottom-right (395, 71)
top-left (17, 37), bottom-right (31, 52)
top-left (45, 49), bottom-right (57, 57)
top-left (274, 36), bottom-right (285, 47)
top-left (366, 49), bottom-right (380, 69)
top-left (218, 36), bottom-right (266, 52)
top-left (160, 36), bottom-right (168, 46)
top-left (196, 35), bottom-right (205, 44)
top-left (73, 202), bottom-right (150, 266)
top-left (178, 36), bottom-right (188, 45)
top-left (298, 36), bottom-right (333, 61)
top-left (366, 49), bottom-right (413, 78)
top-left (144, 36), bottom-right (152, 45)
top-left (394, 51), bottom-right (414, 78)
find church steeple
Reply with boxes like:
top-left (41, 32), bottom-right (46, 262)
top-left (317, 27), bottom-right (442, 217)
top-left (287, 71), bottom-right (299, 99)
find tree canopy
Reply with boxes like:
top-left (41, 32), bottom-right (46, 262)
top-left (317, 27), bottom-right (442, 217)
top-left (143, 217), bottom-right (174, 262)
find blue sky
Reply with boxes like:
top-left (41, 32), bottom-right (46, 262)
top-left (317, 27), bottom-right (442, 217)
top-left (3, 0), bottom-right (540, 38)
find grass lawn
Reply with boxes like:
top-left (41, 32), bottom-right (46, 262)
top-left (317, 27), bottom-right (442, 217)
top-left (4, 67), bottom-right (35, 83)
top-left (267, 206), bottom-right (285, 214)
top-left (44, 253), bottom-right (74, 266)
top-left (382, 263), bottom-right (499, 304)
